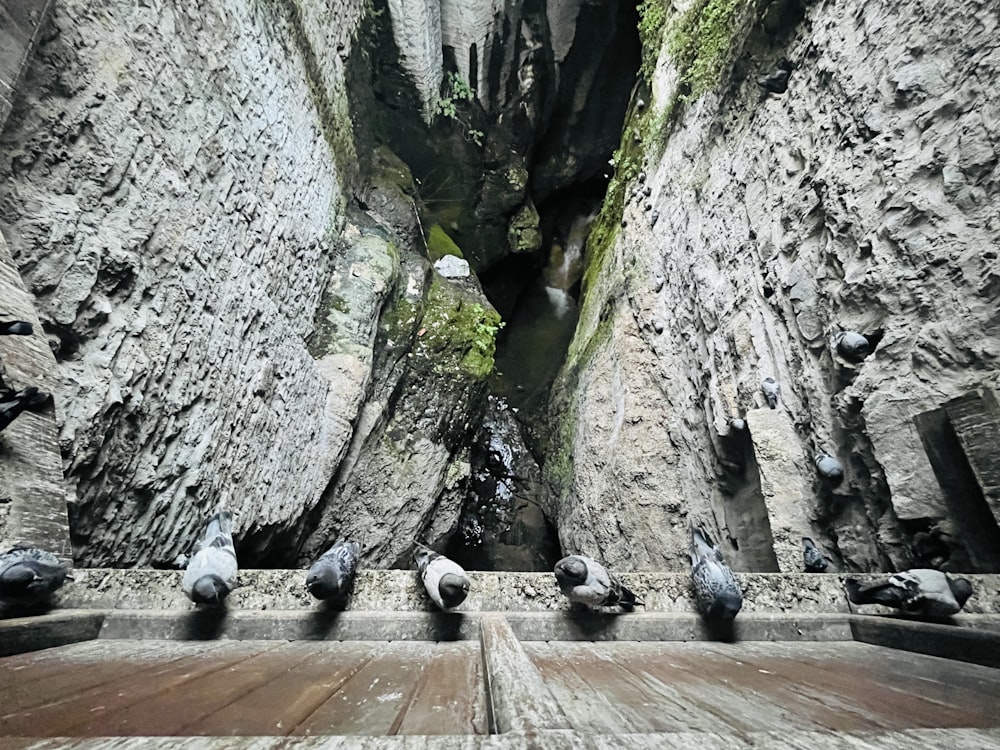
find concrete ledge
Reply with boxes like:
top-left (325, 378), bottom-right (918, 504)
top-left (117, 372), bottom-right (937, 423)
top-left (506, 611), bottom-right (854, 642)
top-left (97, 610), bottom-right (479, 641)
top-left (57, 569), bottom-right (1000, 614)
top-left (90, 610), bottom-right (858, 643)
top-left (849, 615), bottom-right (1000, 669)
top-left (3, 728), bottom-right (1000, 748)
top-left (0, 610), bottom-right (104, 656)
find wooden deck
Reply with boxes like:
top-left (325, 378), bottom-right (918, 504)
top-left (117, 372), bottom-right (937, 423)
top-left (0, 640), bottom-right (487, 737)
top-left (1, 639), bottom-right (998, 739)
top-left (525, 640), bottom-right (1000, 734)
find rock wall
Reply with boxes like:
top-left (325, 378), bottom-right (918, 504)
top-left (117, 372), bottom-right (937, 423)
top-left (548, 0), bottom-right (1000, 573)
top-left (0, 0), bottom-right (369, 565)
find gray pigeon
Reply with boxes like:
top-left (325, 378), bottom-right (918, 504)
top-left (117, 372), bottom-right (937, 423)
top-left (554, 554), bottom-right (643, 609)
top-left (757, 58), bottom-right (793, 94)
top-left (0, 387), bottom-right (51, 432)
top-left (689, 527), bottom-right (743, 621)
top-left (761, 377), bottom-right (780, 409)
top-left (0, 546), bottom-right (69, 607)
top-left (834, 330), bottom-right (870, 362)
top-left (815, 453), bottom-right (845, 483)
top-left (182, 511), bottom-right (238, 606)
top-left (802, 537), bottom-right (829, 572)
top-left (414, 542), bottom-right (469, 611)
top-left (0, 320), bottom-right (32, 335)
top-left (845, 569), bottom-right (973, 618)
top-left (305, 539), bottom-right (361, 601)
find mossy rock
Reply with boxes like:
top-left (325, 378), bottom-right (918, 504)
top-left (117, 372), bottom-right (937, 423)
top-left (426, 224), bottom-right (464, 261)
top-left (507, 201), bottom-right (543, 254)
top-left (414, 275), bottom-right (502, 380)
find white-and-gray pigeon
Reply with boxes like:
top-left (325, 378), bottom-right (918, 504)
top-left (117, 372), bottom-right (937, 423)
top-left (414, 542), bottom-right (469, 611)
top-left (0, 546), bottom-right (69, 607)
top-left (761, 377), bottom-right (780, 409)
top-left (689, 526), bottom-right (743, 621)
top-left (802, 536), bottom-right (829, 572)
top-left (182, 511), bottom-right (238, 606)
top-left (306, 539), bottom-right (361, 601)
top-left (845, 569), bottom-right (973, 618)
top-left (815, 453), bottom-right (844, 483)
top-left (554, 554), bottom-right (643, 609)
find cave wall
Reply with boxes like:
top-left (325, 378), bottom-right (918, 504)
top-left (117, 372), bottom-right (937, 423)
top-left (0, 0), bottom-right (370, 565)
top-left (548, 0), bottom-right (1000, 572)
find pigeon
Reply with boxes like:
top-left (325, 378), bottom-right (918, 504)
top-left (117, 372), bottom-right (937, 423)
top-left (845, 569), bottom-right (973, 618)
top-left (414, 542), bottom-right (469, 611)
top-left (0, 546), bottom-right (69, 607)
top-left (305, 539), bottom-right (361, 601)
top-left (689, 526), bottom-right (743, 621)
top-left (911, 528), bottom-right (950, 569)
top-left (554, 554), bottom-right (643, 609)
top-left (757, 58), bottom-right (793, 94)
top-left (834, 331), bottom-right (870, 362)
top-left (815, 453), bottom-right (845, 483)
top-left (0, 387), bottom-right (52, 432)
top-left (182, 511), bottom-right (238, 606)
top-left (802, 537), bottom-right (829, 572)
top-left (762, 377), bottom-right (781, 409)
top-left (0, 320), bottom-right (33, 336)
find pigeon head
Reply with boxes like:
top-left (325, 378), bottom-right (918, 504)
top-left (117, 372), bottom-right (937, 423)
top-left (437, 573), bottom-right (469, 609)
top-left (554, 557), bottom-right (588, 587)
top-left (191, 574), bottom-right (230, 606)
top-left (0, 564), bottom-right (37, 593)
top-left (305, 566), bottom-right (342, 600)
top-left (708, 590), bottom-right (743, 622)
top-left (949, 577), bottom-right (974, 609)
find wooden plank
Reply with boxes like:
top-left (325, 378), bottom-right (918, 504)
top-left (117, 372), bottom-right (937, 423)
top-left (15, 641), bottom-right (288, 737)
top-left (624, 642), bottom-right (872, 733)
top-left (292, 642), bottom-right (436, 736)
top-left (392, 642), bottom-right (487, 736)
top-left (685, 642), bottom-right (910, 731)
top-left (526, 641), bottom-right (722, 734)
top-left (186, 642), bottom-right (379, 736)
top-left (479, 613), bottom-right (569, 733)
top-left (617, 642), bottom-right (831, 734)
top-left (59, 642), bottom-right (307, 736)
top-left (0, 640), bottom-right (224, 712)
top-left (701, 641), bottom-right (998, 729)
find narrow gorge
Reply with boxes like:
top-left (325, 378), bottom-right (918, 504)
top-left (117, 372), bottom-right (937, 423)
top-left (1, 0), bottom-right (998, 583)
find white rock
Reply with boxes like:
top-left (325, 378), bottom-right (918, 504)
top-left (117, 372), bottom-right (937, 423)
top-left (434, 255), bottom-right (471, 278)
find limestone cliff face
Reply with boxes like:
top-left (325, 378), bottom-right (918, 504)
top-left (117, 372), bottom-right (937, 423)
top-left (0, 0), bottom-right (503, 568)
top-left (0, 0), bottom-right (368, 564)
top-left (548, 0), bottom-right (1000, 573)
top-left (0, 0), bottom-right (625, 568)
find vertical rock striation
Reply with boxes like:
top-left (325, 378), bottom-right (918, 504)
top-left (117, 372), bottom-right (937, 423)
top-left (0, 0), bottom-right (368, 565)
top-left (548, 0), bottom-right (1000, 572)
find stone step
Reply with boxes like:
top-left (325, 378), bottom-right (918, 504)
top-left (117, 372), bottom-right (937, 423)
top-left (54, 569), bottom-right (1000, 614)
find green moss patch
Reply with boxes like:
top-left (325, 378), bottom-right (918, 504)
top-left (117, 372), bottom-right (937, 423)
top-left (426, 224), bottom-right (464, 261)
top-left (667, 0), bottom-right (747, 101)
top-left (414, 276), bottom-right (502, 379)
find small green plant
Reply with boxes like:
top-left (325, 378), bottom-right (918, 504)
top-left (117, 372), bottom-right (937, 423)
top-left (436, 72), bottom-right (484, 147)
top-left (471, 304), bottom-right (504, 354)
